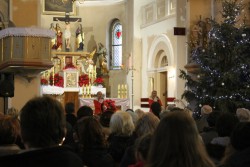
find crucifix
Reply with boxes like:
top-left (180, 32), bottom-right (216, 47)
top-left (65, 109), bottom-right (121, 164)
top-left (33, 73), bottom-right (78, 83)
top-left (53, 12), bottom-right (82, 52)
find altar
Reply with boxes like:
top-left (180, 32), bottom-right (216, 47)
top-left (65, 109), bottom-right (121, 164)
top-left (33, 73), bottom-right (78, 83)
top-left (79, 98), bottom-right (130, 111)
top-left (39, 47), bottom-right (128, 111)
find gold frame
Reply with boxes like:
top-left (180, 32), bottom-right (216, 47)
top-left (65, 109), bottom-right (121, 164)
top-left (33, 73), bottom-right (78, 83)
top-left (42, 0), bottom-right (76, 16)
top-left (64, 70), bottom-right (79, 88)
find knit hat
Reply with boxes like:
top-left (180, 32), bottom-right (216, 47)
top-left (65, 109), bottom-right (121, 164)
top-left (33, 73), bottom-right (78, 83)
top-left (201, 105), bottom-right (212, 115)
top-left (230, 122), bottom-right (250, 151)
top-left (236, 108), bottom-right (250, 122)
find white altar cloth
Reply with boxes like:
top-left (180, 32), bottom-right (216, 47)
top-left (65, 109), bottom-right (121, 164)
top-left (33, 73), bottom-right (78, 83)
top-left (41, 85), bottom-right (106, 96)
top-left (79, 98), bottom-right (130, 111)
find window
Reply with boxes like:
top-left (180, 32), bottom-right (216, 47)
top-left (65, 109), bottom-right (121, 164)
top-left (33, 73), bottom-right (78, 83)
top-left (110, 20), bottom-right (122, 70)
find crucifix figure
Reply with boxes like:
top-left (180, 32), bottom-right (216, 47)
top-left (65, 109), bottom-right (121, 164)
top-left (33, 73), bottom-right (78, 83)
top-left (54, 12), bottom-right (81, 52)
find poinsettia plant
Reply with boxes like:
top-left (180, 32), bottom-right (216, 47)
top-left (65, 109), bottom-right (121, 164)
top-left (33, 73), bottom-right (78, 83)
top-left (49, 73), bottom-right (64, 87)
top-left (40, 78), bottom-right (48, 85)
top-left (93, 77), bottom-right (104, 85)
top-left (79, 74), bottom-right (90, 87)
top-left (103, 99), bottom-right (116, 112)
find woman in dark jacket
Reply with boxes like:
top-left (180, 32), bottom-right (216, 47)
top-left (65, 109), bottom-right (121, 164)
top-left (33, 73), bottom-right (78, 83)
top-left (76, 116), bottom-right (114, 167)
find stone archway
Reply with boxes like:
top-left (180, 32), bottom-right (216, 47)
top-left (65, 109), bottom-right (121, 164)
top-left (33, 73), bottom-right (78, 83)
top-left (147, 34), bottom-right (175, 108)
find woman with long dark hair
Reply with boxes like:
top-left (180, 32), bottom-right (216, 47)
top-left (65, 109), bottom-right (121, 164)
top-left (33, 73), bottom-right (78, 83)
top-left (146, 110), bottom-right (215, 167)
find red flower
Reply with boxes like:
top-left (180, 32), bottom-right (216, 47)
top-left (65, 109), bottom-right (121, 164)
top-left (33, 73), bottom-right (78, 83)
top-left (93, 77), bottom-right (104, 84)
top-left (49, 73), bottom-right (64, 87)
top-left (103, 99), bottom-right (116, 112)
top-left (40, 78), bottom-right (48, 85)
top-left (79, 74), bottom-right (90, 87)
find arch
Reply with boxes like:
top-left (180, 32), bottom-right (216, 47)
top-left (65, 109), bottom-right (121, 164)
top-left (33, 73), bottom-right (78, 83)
top-left (148, 34), bottom-right (174, 70)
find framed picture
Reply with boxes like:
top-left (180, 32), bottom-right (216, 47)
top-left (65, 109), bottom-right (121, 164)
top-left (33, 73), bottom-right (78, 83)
top-left (42, 0), bottom-right (76, 15)
top-left (63, 70), bottom-right (79, 88)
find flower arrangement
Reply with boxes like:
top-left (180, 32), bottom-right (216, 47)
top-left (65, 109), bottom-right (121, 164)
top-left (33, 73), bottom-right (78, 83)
top-left (49, 73), bottom-right (64, 87)
top-left (103, 99), bottom-right (116, 112)
top-left (40, 78), bottom-right (48, 85)
top-left (64, 63), bottom-right (76, 70)
top-left (93, 77), bottom-right (104, 85)
top-left (79, 74), bottom-right (90, 87)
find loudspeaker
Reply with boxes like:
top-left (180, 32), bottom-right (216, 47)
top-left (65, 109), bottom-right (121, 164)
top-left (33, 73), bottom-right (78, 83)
top-left (0, 73), bottom-right (14, 97)
top-left (174, 27), bottom-right (186, 35)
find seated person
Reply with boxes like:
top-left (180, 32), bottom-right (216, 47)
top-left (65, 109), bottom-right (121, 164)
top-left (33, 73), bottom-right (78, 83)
top-left (0, 115), bottom-right (21, 156)
top-left (0, 96), bottom-right (83, 167)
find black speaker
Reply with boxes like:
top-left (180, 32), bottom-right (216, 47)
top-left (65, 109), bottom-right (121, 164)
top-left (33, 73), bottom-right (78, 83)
top-left (0, 73), bottom-right (14, 97)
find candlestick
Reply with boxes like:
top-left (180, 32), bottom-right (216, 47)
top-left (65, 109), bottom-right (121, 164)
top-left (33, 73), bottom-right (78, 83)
top-left (52, 67), bottom-right (54, 86)
top-left (118, 84), bottom-right (120, 98)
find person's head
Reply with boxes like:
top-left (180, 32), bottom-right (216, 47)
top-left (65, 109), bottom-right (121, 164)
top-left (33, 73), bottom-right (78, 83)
top-left (77, 105), bottom-right (93, 120)
top-left (20, 96), bottom-right (66, 148)
top-left (230, 122), bottom-right (250, 151)
top-left (151, 90), bottom-right (157, 98)
top-left (147, 110), bottom-right (215, 167)
top-left (236, 108), bottom-right (250, 122)
top-left (77, 117), bottom-right (105, 148)
top-left (201, 105), bottom-right (212, 116)
top-left (216, 112), bottom-right (239, 137)
top-left (110, 111), bottom-right (134, 136)
top-left (97, 91), bottom-right (103, 99)
top-left (0, 115), bottom-right (20, 145)
top-left (150, 102), bottom-right (161, 118)
top-left (206, 111), bottom-right (221, 127)
top-left (7, 107), bottom-right (19, 119)
top-left (135, 108), bottom-right (145, 119)
top-left (135, 112), bottom-right (160, 137)
top-left (65, 102), bottom-right (75, 114)
top-left (99, 110), bottom-right (114, 127)
top-left (126, 109), bottom-right (138, 125)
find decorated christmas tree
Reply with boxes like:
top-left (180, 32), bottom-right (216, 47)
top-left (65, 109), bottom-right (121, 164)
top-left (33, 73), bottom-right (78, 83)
top-left (180, 0), bottom-right (250, 117)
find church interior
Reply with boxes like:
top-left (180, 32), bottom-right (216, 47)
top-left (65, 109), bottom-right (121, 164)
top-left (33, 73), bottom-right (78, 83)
top-left (0, 0), bottom-right (249, 114)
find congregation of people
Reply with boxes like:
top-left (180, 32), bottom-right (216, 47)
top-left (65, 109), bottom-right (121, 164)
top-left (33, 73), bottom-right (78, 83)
top-left (0, 90), bottom-right (250, 167)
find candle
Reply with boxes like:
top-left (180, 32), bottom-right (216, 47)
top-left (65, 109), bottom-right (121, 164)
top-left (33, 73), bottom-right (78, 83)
top-left (52, 67), bottom-right (54, 86)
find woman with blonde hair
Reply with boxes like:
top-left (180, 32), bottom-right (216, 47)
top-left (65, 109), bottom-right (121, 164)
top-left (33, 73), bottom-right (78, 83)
top-left (120, 112), bottom-right (160, 167)
top-left (147, 109), bottom-right (215, 167)
top-left (108, 111), bottom-right (135, 164)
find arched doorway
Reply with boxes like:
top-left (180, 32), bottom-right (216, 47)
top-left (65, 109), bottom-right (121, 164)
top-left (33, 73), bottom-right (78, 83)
top-left (148, 34), bottom-right (175, 109)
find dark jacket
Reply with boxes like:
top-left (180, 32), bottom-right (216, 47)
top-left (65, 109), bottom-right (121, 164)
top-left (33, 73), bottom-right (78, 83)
top-left (108, 133), bottom-right (132, 163)
top-left (78, 146), bottom-right (115, 167)
top-left (226, 147), bottom-right (250, 167)
top-left (0, 146), bottom-right (83, 167)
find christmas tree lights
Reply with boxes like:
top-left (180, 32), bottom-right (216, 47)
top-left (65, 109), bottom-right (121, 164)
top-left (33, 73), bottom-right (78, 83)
top-left (180, 0), bottom-right (250, 118)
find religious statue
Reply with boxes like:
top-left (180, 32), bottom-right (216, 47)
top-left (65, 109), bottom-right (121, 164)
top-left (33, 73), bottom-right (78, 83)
top-left (75, 24), bottom-right (84, 51)
top-left (49, 23), bottom-right (57, 50)
top-left (56, 14), bottom-right (79, 52)
top-left (55, 23), bottom-right (63, 51)
top-left (93, 43), bottom-right (108, 77)
top-left (190, 18), bottom-right (211, 49)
